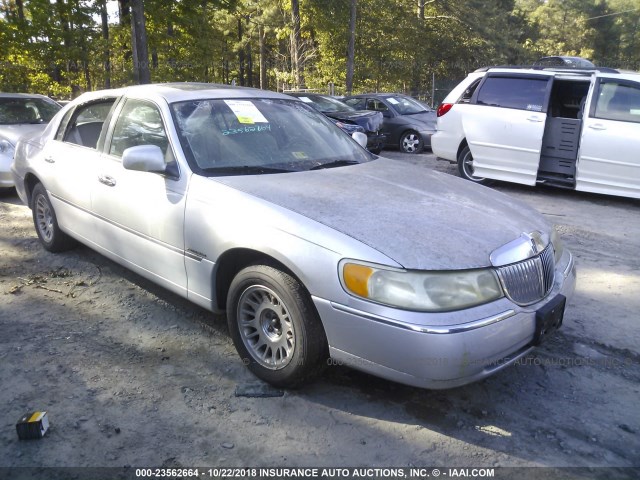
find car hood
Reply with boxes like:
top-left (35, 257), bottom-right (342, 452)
top-left (213, 158), bottom-right (550, 270)
top-left (403, 111), bottom-right (437, 129)
top-left (0, 124), bottom-right (47, 145)
top-left (323, 110), bottom-right (383, 133)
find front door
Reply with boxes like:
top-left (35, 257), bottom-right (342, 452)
top-left (91, 98), bottom-right (189, 296)
top-left (464, 73), bottom-right (553, 186)
top-left (576, 76), bottom-right (640, 199)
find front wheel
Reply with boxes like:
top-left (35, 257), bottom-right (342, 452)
top-left (457, 145), bottom-right (492, 185)
top-left (226, 263), bottom-right (328, 388)
top-left (31, 183), bottom-right (77, 252)
top-left (399, 130), bottom-right (423, 154)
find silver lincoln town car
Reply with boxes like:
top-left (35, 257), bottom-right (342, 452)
top-left (11, 83), bottom-right (576, 389)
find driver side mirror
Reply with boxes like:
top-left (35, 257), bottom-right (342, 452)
top-left (122, 145), bottom-right (166, 173)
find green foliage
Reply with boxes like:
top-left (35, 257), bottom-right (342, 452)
top-left (1, 0), bottom-right (638, 100)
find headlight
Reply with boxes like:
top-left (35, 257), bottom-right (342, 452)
top-left (335, 121), bottom-right (365, 134)
top-left (550, 227), bottom-right (565, 264)
top-left (0, 139), bottom-right (15, 159)
top-left (340, 261), bottom-right (503, 312)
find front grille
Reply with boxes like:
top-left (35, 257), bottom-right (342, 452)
top-left (496, 245), bottom-right (555, 305)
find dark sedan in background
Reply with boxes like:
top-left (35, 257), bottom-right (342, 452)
top-left (343, 93), bottom-right (437, 154)
top-left (288, 93), bottom-right (385, 154)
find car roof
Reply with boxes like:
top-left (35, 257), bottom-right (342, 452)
top-left (476, 66), bottom-right (640, 82)
top-left (0, 92), bottom-right (55, 100)
top-left (346, 93), bottom-right (408, 98)
top-left (71, 83), bottom-right (295, 105)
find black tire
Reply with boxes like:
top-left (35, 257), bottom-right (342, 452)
top-left (226, 263), bottom-right (328, 388)
top-left (369, 147), bottom-right (382, 155)
top-left (31, 183), bottom-right (77, 252)
top-left (399, 130), bottom-right (423, 154)
top-left (457, 145), bottom-right (492, 185)
top-left (0, 186), bottom-right (16, 197)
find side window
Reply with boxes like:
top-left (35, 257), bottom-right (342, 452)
top-left (474, 76), bottom-right (549, 112)
top-left (593, 81), bottom-right (640, 123)
top-left (366, 99), bottom-right (389, 112)
top-left (62, 100), bottom-right (116, 148)
top-left (109, 99), bottom-right (173, 161)
top-left (55, 108), bottom-right (75, 141)
top-left (344, 98), bottom-right (365, 109)
top-left (459, 79), bottom-right (481, 104)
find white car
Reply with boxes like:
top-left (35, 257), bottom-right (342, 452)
top-left (0, 93), bottom-right (61, 189)
top-left (432, 65), bottom-right (640, 199)
top-left (12, 83), bottom-right (575, 389)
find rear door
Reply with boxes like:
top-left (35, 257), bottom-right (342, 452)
top-left (41, 98), bottom-right (118, 241)
top-left (464, 72), bottom-right (553, 185)
top-left (576, 75), bottom-right (640, 199)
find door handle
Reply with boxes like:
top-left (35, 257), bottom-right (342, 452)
top-left (44, 156), bottom-right (55, 163)
top-left (98, 175), bottom-right (116, 187)
top-left (588, 123), bottom-right (606, 131)
top-left (526, 116), bottom-right (543, 123)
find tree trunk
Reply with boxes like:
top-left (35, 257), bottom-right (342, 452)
top-left (259, 22), bottom-right (267, 90)
top-left (237, 17), bottom-right (245, 86)
top-left (99, 0), bottom-right (111, 88)
top-left (246, 16), bottom-right (253, 88)
top-left (290, 0), bottom-right (304, 88)
top-left (346, 0), bottom-right (357, 95)
top-left (118, 0), bottom-right (130, 26)
top-left (15, 0), bottom-right (24, 22)
top-left (130, 0), bottom-right (151, 84)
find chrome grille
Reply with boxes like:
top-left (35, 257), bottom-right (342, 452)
top-left (496, 245), bottom-right (555, 305)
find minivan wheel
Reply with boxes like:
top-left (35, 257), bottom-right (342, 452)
top-left (400, 131), bottom-right (423, 154)
top-left (226, 263), bottom-right (328, 388)
top-left (31, 183), bottom-right (77, 252)
top-left (457, 146), bottom-right (492, 185)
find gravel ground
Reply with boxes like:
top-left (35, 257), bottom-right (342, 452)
top-left (0, 150), bottom-right (639, 479)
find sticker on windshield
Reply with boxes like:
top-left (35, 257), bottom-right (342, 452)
top-left (224, 100), bottom-right (268, 124)
top-left (292, 151), bottom-right (308, 159)
top-left (298, 97), bottom-right (313, 103)
top-left (387, 98), bottom-right (399, 105)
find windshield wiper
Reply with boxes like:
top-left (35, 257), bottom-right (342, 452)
top-left (310, 159), bottom-right (360, 170)
top-left (208, 165), bottom-right (292, 175)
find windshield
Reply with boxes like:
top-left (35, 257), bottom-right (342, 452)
top-left (386, 96), bottom-right (427, 115)
top-left (171, 98), bottom-right (372, 175)
top-left (297, 95), bottom-right (355, 113)
top-left (0, 97), bottom-right (61, 124)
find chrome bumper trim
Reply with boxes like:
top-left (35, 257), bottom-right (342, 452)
top-left (563, 252), bottom-right (575, 278)
top-left (329, 303), bottom-right (516, 334)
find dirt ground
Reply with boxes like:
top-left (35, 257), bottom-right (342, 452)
top-left (1, 151), bottom-right (639, 478)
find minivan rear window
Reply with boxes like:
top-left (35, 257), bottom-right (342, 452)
top-left (475, 76), bottom-right (549, 112)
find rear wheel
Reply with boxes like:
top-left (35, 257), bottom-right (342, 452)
top-left (226, 263), bottom-right (328, 388)
top-left (31, 183), bottom-right (77, 252)
top-left (457, 145), bottom-right (492, 185)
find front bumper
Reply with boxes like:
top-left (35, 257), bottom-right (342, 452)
top-left (0, 156), bottom-right (15, 188)
top-left (366, 132), bottom-right (386, 152)
top-left (314, 251), bottom-right (576, 389)
top-left (419, 129), bottom-right (437, 148)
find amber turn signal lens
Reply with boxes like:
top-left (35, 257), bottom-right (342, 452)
top-left (343, 263), bottom-right (374, 298)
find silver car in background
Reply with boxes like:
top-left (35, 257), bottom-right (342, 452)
top-left (0, 93), bottom-right (61, 189)
top-left (11, 83), bottom-right (576, 389)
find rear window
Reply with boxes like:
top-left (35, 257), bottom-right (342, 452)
top-left (475, 76), bottom-right (549, 112)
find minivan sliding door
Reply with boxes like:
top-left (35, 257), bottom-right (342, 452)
top-left (464, 73), bottom-right (553, 185)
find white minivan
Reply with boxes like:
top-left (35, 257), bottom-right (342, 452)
top-left (432, 65), bottom-right (640, 199)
